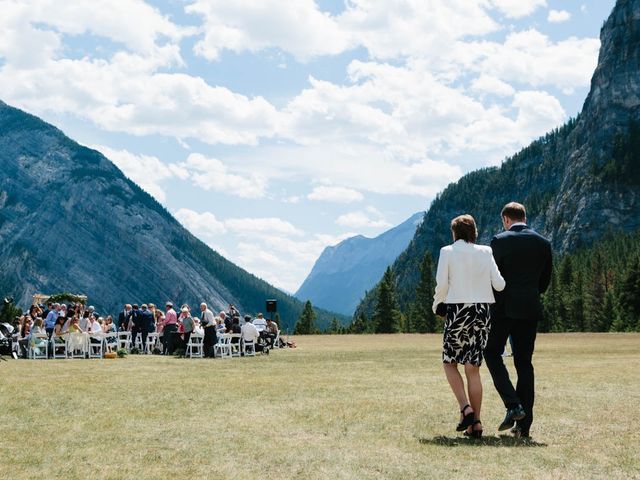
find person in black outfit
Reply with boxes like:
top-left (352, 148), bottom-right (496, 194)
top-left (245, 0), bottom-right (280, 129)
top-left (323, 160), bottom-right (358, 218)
top-left (118, 304), bottom-right (132, 332)
top-left (137, 304), bottom-right (154, 353)
top-left (484, 202), bottom-right (552, 438)
top-left (129, 304), bottom-right (141, 350)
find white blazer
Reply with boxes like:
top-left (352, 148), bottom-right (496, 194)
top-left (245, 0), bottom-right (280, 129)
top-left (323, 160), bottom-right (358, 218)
top-left (432, 240), bottom-right (506, 313)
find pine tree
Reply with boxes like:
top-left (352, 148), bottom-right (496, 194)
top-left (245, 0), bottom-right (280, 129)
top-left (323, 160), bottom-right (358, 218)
top-left (349, 312), bottom-right (368, 334)
top-left (329, 317), bottom-right (340, 334)
top-left (373, 267), bottom-right (401, 333)
top-left (617, 257), bottom-right (640, 331)
top-left (294, 300), bottom-right (318, 334)
top-left (410, 250), bottom-right (436, 333)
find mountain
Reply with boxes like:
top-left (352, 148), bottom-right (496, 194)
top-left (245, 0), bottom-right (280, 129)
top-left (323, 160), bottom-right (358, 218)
top-left (0, 102), bottom-right (346, 331)
top-left (356, 0), bottom-right (640, 320)
top-left (295, 212), bottom-right (424, 315)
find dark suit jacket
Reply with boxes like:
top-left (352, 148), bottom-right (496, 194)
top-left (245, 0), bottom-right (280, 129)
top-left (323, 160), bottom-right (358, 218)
top-left (491, 225), bottom-right (552, 320)
top-left (118, 311), bottom-right (130, 331)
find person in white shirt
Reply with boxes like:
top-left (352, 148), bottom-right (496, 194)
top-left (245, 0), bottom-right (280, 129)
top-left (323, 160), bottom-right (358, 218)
top-left (240, 317), bottom-right (259, 344)
top-left (433, 214), bottom-right (505, 439)
top-left (253, 313), bottom-right (268, 332)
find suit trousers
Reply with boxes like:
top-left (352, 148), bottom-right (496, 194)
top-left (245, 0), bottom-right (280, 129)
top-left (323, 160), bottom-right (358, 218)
top-left (203, 327), bottom-right (216, 357)
top-left (131, 327), bottom-right (148, 352)
top-left (163, 324), bottom-right (177, 354)
top-left (484, 315), bottom-right (537, 433)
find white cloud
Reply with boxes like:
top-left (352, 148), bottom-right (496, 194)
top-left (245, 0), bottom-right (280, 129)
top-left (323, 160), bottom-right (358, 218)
top-left (489, 0), bottom-right (547, 18)
top-left (337, 0), bottom-right (499, 60)
top-left (186, 0), bottom-right (351, 62)
top-left (225, 218), bottom-right (304, 236)
top-left (336, 211), bottom-right (392, 229)
top-left (307, 185), bottom-right (364, 203)
top-left (181, 153), bottom-right (268, 198)
top-left (470, 74), bottom-right (516, 97)
top-left (461, 29), bottom-right (599, 92)
top-left (95, 145), bottom-right (188, 202)
top-left (174, 208), bottom-right (227, 236)
top-left (548, 9), bottom-right (571, 23)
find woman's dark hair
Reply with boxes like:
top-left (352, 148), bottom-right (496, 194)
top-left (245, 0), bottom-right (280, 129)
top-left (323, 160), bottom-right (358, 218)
top-left (451, 214), bottom-right (478, 243)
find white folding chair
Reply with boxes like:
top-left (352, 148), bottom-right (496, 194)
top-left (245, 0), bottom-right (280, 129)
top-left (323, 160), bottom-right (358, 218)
top-left (146, 332), bottom-right (158, 354)
top-left (103, 332), bottom-right (118, 353)
top-left (214, 334), bottom-right (232, 359)
top-left (51, 336), bottom-right (68, 359)
top-left (28, 334), bottom-right (49, 359)
top-left (242, 338), bottom-right (256, 357)
top-left (117, 331), bottom-right (131, 351)
top-left (229, 334), bottom-right (242, 357)
top-left (272, 329), bottom-right (281, 349)
top-left (11, 333), bottom-right (20, 357)
top-left (88, 334), bottom-right (104, 358)
top-left (187, 333), bottom-right (204, 358)
top-left (68, 333), bottom-right (87, 359)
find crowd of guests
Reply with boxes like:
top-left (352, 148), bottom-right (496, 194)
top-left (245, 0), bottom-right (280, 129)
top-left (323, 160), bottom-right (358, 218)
top-left (12, 300), bottom-right (282, 358)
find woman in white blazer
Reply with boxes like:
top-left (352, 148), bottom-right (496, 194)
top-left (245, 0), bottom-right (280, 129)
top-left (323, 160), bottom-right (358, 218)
top-left (433, 214), bottom-right (505, 438)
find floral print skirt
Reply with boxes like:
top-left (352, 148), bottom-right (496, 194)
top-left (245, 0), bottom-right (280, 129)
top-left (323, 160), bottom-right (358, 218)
top-left (442, 303), bottom-right (490, 366)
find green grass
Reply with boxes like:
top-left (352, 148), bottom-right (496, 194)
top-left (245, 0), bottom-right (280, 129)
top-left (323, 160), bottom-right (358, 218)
top-left (1, 334), bottom-right (638, 479)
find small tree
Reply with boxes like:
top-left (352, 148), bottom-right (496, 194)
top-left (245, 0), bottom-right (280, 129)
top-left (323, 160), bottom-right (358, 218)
top-left (373, 267), bottom-right (401, 333)
top-left (328, 317), bottom-right (340, 334)
top-left (350, 312), bottom-right (368, 334)
top-left (410, 250), bottom-right (437, 333)
top-left (294, 300), bottom-right (318, 334)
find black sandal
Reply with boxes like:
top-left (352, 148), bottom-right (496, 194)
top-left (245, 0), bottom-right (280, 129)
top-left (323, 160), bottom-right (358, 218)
top-left (464, 420), bottom-right (483, 439)
top-left (456, 404), bottom-right (474, 432)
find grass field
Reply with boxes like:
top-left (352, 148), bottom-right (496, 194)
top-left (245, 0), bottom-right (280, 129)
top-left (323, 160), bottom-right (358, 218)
top-left (1, 333), bottom-right (639, 480)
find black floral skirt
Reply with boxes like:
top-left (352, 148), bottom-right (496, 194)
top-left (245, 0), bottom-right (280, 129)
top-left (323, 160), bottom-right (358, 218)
top-left (442, 303), bottom-right (490, 366)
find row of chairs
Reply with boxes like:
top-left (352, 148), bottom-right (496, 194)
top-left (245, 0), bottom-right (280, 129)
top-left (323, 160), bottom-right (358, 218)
top-left (21, 331), bottom-right (270, 359)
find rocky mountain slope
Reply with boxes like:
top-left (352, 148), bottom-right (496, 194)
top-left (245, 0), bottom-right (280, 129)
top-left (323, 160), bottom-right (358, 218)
top-left (356, 0), bottom-right (640, 318)
top-left (0, 103), bottom-right (345, 331)
top-left (295, 212), bottom-right (423, 315)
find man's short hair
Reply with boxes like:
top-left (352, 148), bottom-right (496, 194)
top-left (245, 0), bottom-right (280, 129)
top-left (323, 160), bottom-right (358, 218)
top-left (451, 214), bottom-right (477, 243)
top-left (201, 302), bottom-right (207, 308)
top-left (501, 202), bottom-right (526, 221)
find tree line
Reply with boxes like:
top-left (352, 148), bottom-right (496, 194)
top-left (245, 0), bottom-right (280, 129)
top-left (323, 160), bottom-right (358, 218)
top-left (294, 229), bottom-right (640, 334)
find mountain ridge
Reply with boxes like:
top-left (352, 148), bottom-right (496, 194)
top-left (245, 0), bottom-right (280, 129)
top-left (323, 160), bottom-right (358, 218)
top-left (0, 100), bottom-right (347, 330)
top-left (295, 212), bottom-right (423, 315)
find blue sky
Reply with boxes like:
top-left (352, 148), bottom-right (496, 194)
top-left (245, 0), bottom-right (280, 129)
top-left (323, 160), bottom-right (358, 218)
top-left (0, 0), bottom-right (616, 293)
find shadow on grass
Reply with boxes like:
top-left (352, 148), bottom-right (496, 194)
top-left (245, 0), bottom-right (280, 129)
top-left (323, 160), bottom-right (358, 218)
top-left (417, 435), bottom-right (547, 448)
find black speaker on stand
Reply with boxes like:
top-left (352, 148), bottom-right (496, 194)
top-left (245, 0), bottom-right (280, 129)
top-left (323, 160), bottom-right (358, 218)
top-left (265, 299), bottom-right (277, 322)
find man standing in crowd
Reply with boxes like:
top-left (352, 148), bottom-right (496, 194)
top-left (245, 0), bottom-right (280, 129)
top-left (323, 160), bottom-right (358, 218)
top-left (137, 304), bottom-right (154, 353)
top-left (118, 304), bottom-right (132, 331)
top-left (200, 302), bottom-right (216, 358)
top-left (129, 304), bottom-right (141, 349)
top-left (484, 202), bottom-right (552, 439)
top-left (44, 303), bottom-right (60, 339)
top-left (163, 302), bottom-right (178, 355)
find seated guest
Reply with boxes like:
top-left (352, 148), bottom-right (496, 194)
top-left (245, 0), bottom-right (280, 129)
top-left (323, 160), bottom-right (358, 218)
top-left (53, 316), bottom-right (67, 341)
top-left (28, 318), bottom-right (47, 356)
top-left (18, 316), bottom-right (33, 358)
top-left (215, 317), bottom-right (226, 332)
top-left (79, 310), bottom-right (91, 332)
top-left (103, 315), bottom-right (117, 351)
top-left (241, 316), bottom-right (261, 352)
top-left (88, 314), bottom-right (103, 344)
top-left (220, 311), bottom-right (231, 331)
top-left (266, 317), bottom-right (279, 347)
top-left (229, 316), bottom-right (241, 344)
top-left (44, 303), bottom-right (60, 339)
top-left (253, 313), bottom-right (268, 332)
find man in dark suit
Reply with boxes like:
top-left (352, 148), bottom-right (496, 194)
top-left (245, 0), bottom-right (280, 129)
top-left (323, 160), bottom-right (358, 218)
top-left (118, 304), bottom-right (132, 332)
top-left (484, 202), bottom-right (552, 438)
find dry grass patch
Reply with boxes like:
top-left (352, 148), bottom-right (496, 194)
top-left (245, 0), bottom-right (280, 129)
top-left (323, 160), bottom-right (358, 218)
top-left (0, 334), bottom-right (638, 479)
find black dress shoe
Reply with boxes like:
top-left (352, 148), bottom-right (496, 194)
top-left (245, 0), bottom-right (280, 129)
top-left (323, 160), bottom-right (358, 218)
top-left (498, 405), bottom-right (526, 431)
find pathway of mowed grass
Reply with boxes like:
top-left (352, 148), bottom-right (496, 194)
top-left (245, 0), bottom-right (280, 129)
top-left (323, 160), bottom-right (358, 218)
top-left (1, 334), bottom-right (638, 480)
